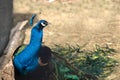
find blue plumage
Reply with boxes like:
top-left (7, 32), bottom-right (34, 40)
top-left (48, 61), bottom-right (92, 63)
top-left (13, 20), bottom-right (48, 74)
top-left (29, 14), bottom-right (36, 26)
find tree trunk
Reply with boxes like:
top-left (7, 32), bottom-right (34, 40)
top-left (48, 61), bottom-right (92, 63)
top-left (0, 21), bottom-right (28, 80)
top-left (0, 0), bottom-right (13, 56)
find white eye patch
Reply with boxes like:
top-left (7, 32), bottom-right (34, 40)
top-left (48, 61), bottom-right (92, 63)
top-left (41, 22), bottom-right (46, 27)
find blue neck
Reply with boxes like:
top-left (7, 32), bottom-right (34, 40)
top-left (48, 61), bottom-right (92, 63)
top-left (29, 26), bottom-right (43, 46)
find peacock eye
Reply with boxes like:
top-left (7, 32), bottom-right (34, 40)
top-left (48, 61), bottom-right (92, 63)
top-left (44, 21), bottom-right (48, 26)
top-left (41, 22), bottom-right (46, 27)
top-left (41, 21), bottom-right (48, 27)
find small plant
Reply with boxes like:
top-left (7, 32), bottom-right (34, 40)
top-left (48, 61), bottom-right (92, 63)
top-left (52, 44), bottom-right (118, 80)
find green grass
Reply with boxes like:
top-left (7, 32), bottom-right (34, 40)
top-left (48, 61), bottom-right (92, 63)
top-left (52, 44), bottom-right (118, 80)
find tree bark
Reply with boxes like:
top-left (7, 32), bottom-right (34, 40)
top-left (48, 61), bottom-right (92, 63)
top-left (0, 0), bottom-right (13, 56)
top-left (0, 20), bottom-right (28, 80)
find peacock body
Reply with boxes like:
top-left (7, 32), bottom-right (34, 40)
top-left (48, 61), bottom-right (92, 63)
top-left (13, 20), bottom-right (48, 74)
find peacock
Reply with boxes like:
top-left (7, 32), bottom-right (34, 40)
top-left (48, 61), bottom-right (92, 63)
top-left (13, 19), bottom-right (48, 75)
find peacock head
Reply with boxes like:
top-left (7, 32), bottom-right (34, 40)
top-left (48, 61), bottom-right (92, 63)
top-left (37, 20), bottom-right (48, 30)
